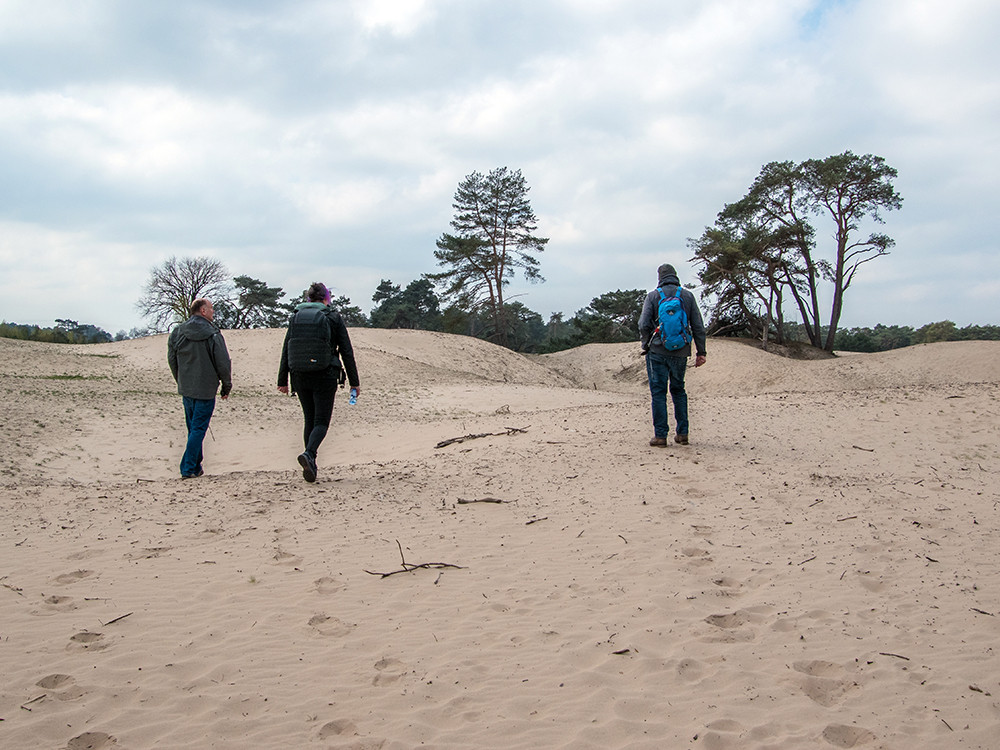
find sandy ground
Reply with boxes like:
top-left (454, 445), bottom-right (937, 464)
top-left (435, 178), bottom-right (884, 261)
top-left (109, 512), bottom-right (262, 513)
top-left (1, 330), bottom-right (999, 749)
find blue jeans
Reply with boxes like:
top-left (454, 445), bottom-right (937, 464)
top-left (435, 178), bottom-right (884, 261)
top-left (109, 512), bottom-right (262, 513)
top-left (181, 397), bottom-right (216, 476)
top-left (646, 351), bottom-right (688, 438)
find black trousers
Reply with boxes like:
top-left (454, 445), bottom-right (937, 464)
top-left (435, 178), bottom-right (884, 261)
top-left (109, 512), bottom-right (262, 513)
top-left (291, 371), bottom-right (338, 458)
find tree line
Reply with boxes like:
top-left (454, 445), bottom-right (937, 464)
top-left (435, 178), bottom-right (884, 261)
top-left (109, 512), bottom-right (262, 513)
top-left (0, 319), bottom-right (122, 344)
top-left (5, 310), bottom-right (995, 354)
top-left (7, 156), bottom-right (995, 351)
top-left (130, 253), bottom-right (648, 353)
top-left (826, 321), bottom-right (1000, 351)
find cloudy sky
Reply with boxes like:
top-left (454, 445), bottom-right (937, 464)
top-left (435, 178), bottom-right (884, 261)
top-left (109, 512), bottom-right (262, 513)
top-left (1, 0), bottom-right (997, 335)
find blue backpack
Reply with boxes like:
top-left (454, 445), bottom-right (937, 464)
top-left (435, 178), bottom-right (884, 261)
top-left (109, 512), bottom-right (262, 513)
top-left (655, 286), bottom-right (691, 351)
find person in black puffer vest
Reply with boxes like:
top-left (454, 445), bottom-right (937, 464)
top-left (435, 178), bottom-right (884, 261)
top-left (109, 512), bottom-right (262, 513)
top-left (277, 282), bottom-right (361, 483)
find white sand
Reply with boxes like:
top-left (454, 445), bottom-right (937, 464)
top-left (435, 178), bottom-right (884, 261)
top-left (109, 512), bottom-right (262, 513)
top-left (2, 331), bottom-right (999, 749)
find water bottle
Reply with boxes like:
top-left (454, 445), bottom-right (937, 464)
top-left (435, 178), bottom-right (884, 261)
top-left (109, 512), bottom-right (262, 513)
top-left (349, 387), bottom-right (358, 406)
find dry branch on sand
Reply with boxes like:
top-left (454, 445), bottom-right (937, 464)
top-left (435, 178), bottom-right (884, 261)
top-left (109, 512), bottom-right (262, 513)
top-left (364, 540), bottom-right (465, 579)
top-left (435, 426), bottom-right (528, 449)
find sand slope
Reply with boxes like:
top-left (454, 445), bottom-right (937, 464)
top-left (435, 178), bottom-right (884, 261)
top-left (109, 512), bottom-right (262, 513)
top-left (1, 331), bottom-right (999, 749)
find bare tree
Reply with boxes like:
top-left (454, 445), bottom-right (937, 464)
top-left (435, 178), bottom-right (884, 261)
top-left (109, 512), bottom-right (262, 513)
top-left (137, 256), bottom-right (231, 331)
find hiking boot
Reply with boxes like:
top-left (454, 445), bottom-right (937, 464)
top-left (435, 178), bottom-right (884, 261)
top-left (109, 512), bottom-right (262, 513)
top-left (674, 434), bottom-right (689, 445)
top-left (297, 452), bottom-right (317, 483)
top-left (649, 436), bottom-right (668, 447)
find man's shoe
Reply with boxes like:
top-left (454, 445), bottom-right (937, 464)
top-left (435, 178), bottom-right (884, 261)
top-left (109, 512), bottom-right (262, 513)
top-left (674, 434), bottom-right (689, 445)
top-left (181, 467), bottom-right (204, 479)
top-left (298, 452), bottom-right (317, 483)
top-left (649, 436), bottom-right (668, 447)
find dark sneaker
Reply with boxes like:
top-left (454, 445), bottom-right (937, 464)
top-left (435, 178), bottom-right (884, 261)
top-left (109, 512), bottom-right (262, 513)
top-left (181, 467), bottom-right (204, 478)
top-left (674, 434), bottom-right (689, 445)
top-left (298, 452), bottom-right (317, 483)
top-left (649, 436), bottom-right (667, 447)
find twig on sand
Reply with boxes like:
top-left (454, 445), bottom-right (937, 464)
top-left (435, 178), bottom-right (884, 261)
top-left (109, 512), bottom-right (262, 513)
top-left (852, 445), bottom-right (875, 452)
top-left (20, 694), bottom-right (46, 711)
top-left (879, 652), bottom-right (910, 661)
top-left (2, 581), bottom-right (24, 596)
top-left (526, 517), bottom-right (548, 526)
top-left (364, 540), bottom-right (464, 579)
top-left (457, 497), bottom-right (508, 504)
top-left (435, 426), bottom-right (529, 449)
top-left (102, 612), bottom-right (133, 627)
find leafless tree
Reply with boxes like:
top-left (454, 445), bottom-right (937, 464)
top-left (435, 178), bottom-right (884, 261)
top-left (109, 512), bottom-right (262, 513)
top-left (136, 256), bottom-right (231, 331)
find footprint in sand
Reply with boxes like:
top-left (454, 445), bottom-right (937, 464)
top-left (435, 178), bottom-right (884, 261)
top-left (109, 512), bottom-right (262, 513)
top-left (308, 613), bottom-right (355, 637)
top-left (318, 718), bottom-right (358, 739)
top-left (855, 571), bottom-right (885, 593)
top-left (681, 547), bottom-right (713, 567)
top-left (66, 731), bottom-right (117, 749)
top-left (53, 570), bottom-right (94, 585)
top-left (272, 526), bottom-right (295, 542)
top-left (675, 658), bottom-right (705, 682)
top-left (125, 547), bottom-right (172, 560)
top-left (372, 657), bottom-right (406, 686)
top-left (821, 723), bottom-right (877, 747)
top-left (67, 631), bottom-right (107, 652)
top-left (66, 549), bottom-right (103, 561)
top-left (272, 548), bottom-right (303, 566)
top-left (313, 576), bottom-right (343, 595)
top-left (705, 611), bottom-right (752, 629)
top-left (38, 674), bottom-right (75, 690)
top-left (701, 718), bottom-right (745, 749)
top-left (31, 595), bottom-right (78, 616)
top-left (711, 576), bottom-right (744, 597)
top-left (702, 606), bottom-right (774, 643)
top-left (793, 661), bottom-right (859, 707)
top-left (317, 733), bottom-right (385, 750)
top-left (37, 673), bottom-right (86, 702)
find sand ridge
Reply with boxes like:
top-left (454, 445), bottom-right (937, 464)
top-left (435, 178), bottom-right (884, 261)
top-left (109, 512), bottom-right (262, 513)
top-left (1, 331), bottom-right (999, 748)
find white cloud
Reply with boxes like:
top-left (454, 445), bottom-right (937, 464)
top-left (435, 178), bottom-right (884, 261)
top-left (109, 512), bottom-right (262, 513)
top-left (350, 0), bottom-right (433, 36)
top-left (284, 179), bottom-right (393, 227)
top-left (0, 221), bottom-right (160, 331)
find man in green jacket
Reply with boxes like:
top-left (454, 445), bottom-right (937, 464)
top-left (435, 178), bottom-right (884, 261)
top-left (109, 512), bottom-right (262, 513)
top-left (167, 298), bottom-right (232, 478)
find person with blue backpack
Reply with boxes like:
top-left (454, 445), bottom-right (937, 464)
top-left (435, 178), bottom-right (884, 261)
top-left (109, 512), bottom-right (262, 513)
top-left (277, 282), bottom-right (361, 482)
top-left (638, 264), bottom-right (707, 446)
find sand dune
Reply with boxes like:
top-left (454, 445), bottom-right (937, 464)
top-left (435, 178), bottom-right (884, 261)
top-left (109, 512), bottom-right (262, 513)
top-left (1, 331), bottom-right (999, 749)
